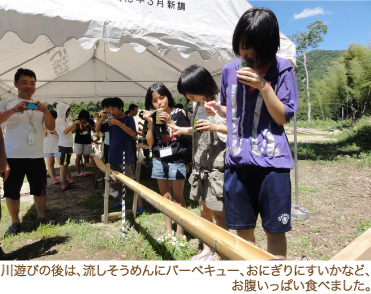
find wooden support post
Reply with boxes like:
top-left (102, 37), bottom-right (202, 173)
top-left (132, 158), bottom-right (141, 218)
top-left (103, 163), bottom-right (110, 224)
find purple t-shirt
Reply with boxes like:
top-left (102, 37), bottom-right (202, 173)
top-left (220, 56), bottom-right (298, 169)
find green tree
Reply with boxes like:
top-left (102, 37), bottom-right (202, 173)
top-left (311, 44), bottom-right (371, 120)
top-left (290, 20), bottom-right (328, 122)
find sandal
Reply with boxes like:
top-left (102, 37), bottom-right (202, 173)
top-left (170, 235), bottom-right (188, 247)
top-left (191, 250), bottom-right (212, 261)
top-left (156, 231), bottom-right (175, 244)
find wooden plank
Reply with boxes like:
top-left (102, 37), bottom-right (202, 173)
top-left (100, 210), bottom-right (133, 222)
top-left (103, 163), bottom-right (110, 224)
top-left (331, 228), bottom-right (371, 260)
top-left (132, 159), bottom-right (141, 218)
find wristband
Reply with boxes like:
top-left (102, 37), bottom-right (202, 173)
top-left (260, 81), bottom-right (271, 92)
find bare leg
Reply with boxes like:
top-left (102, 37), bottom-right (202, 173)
top-left (60, 165), bottom-right (68, 189)
top-left (45, 157), bottom-right (56, 179)
top-left (33, 179), bottom-right (47, 218)
top-left (265, 230), bottom-right (287, 260)
top-left (157, 179), bottom-right (173, 234)
top-left (170, 179), bottom-right (186, 238)
top-left (237, 228), bottom-right (256, 245)
top-left (137, 195), bottom-right (143, 207)
top-left (83, 155), bottom-right (91, 174)
top-left (199, 201), bottom-right (213, 253)
top-left (6, 198), bottom-right (21, 224)
top-left (67, 167), bottom-right (72, 180)
top-left (211, 210), bottom-right (227, 259)
top-left (75, 154), bottom-right (82, 174)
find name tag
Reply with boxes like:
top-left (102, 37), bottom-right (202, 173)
top-left (27, 132), bottom-right (35, 145)
top-left (159, 146), bottom-right (172, 158)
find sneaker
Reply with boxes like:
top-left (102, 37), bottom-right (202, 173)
top-left (110, 201), bottom-right (122, 210)
top-left (68, 178), bottom-right (75, 184)
top-left (37, 217), bottom-right (56, 225)
top-left (52, 178), bottom-right (59, 184)
top-left (137, 206), bottom-right (145, 215)
top-left (102, 191), bottom-right (119, 198)
top-left (170, 235), bottom-right (188, 247)
top-left (76, 173), bottom-right (82, 177)
top-left (81, 172), bottom-right (91, 177)
top-left (4, 223), bottom-right (22, 237)
top-left (110, 191), bottom-right (119, 198)
top-left (191, 250), bottom-right (212, 261)
top-left (61, 183), bottom-right (76, 192)
top-left (156, 231), bottom-right (175, 244)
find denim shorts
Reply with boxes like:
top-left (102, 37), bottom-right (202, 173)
top-left (224, 166), bottom-right (292, 234)
top-left (151, 157), bottom-right (186, 180)
top-left (44, 152), bottom-right (61, 159)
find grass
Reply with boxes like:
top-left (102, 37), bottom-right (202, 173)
top-left (0, 163), bottom-right (201, 260)
top-left (0, 117), bottom-right (370, 260)
top-left (290, 117), bottom-right (371, 164)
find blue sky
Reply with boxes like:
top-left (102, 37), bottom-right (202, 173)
top-left (248, 1), bottom-right (371, 51)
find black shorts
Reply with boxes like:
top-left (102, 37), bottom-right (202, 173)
top-left (4, 158), bottom-right (47, 200)
top-left (59, 146), bottom-right (73, 166)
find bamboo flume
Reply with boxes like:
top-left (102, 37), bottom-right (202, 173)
top-left (93, 156), bottom-right (277, 261)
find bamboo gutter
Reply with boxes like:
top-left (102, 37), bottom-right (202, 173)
top-left (93, 156), bottom-right (277, 261)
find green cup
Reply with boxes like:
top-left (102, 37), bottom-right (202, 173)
top-left (193, 118), bottom-right (199, 133)
top-left (237, 60), bottom-right (254, 82)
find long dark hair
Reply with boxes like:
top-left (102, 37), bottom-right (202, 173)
top-left (145, 82), bottom-right (175, 110)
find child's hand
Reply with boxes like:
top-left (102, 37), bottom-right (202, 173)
top-left (74, 120), bottom-right (81, 125)
top-left (168, 124), bottom-right (182, 136)
top-left (142, 110), bottom-right (152, 122)
top-left (236, 68), bottom-right (266, 89)
top-left (108, 118), bottom-right (119, 126)
top-left (100, 113), bottom-right (108, 120)
top-left (195, 119), bottom-right (216, 132)
top-left (159, 111), bottom-right (171, 124)
top-left (204, 101), bottom-right (220, 116)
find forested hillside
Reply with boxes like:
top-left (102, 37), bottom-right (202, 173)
top-left (295, 49), bottom-right (344, 94)
top-left (295, 45), bottom-right (371, 121)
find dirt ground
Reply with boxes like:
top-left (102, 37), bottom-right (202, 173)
top-left (4, 132), bottom-right (371, 260)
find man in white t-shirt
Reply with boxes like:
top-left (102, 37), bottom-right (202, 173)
top-left (0, 68), bottom-right (55, 237)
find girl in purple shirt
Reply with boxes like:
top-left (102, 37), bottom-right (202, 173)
top-left (207, 8), bottom-right (299, 259)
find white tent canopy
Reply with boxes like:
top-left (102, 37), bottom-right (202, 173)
top-left (0, 0), bottom-right (296, 104)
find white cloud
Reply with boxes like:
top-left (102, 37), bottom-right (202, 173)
top-left (294, 7), bottom-right (327, 20)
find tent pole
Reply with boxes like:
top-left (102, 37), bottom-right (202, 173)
top-left (291, 114), bottom-right (310, 220)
